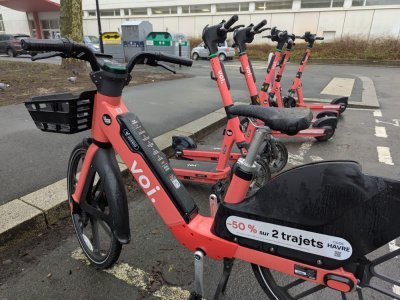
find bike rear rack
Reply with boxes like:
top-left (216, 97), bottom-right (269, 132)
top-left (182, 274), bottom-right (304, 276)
top-left (361, 247), bottom-right (400, 299)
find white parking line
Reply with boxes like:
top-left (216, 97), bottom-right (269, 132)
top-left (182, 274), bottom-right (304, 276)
top-left (375, 126), bottom-right (388, 138)
top-left (71, 248), bottom-right (191, 299)
top-left (321, 77), bottom-right (355, 97)
top-left (373, 110), bottom-right (382, 117)
top-left (377, 146), bottom-right (394, 165)
top-left (288, 142), bottom-right (313, 166)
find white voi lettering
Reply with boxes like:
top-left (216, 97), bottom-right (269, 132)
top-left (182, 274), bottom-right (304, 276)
top-left (131, 160), bottom-right (160, 202)
top-left (217, 70), bottom-right (225, 83)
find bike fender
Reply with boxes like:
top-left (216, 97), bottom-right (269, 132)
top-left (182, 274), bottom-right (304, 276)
top-left (92, 147), bottom-right (130, 244)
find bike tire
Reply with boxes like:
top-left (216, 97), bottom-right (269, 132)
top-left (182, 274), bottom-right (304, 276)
top-left (67, 140), bottom-right (122, 269)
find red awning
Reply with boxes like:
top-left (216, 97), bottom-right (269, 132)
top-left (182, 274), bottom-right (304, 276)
top-left (0, 0), bottom-right (60, 12)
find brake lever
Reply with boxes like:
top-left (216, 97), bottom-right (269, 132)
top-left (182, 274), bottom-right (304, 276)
top-left (157, 62), bottom-right (176, 74)
top-left (228, 24), bottom-right (245, 32)
top-left (257, 28), bottom-right (271, 34)
top-left (31, 51), bottom-right (65, 61)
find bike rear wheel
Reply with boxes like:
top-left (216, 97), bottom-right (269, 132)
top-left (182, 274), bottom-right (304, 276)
top-left (67, 140), bottom-right (121, 269)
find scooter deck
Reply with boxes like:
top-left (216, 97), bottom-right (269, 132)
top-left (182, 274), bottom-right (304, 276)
top-left (181, 144), bottom-right (241, 162)
top-left (170, 159), bottom-right (231, 184)
top-left (272, 128), bottom-right (325, 137)
top-left (298, 103), bottom-right (341, 112)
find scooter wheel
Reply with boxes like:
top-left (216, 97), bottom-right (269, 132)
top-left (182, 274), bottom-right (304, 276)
top-left (315, 126), bottom-right (335, 142)
top-left (331, 97), bottom-right (348, 114)
top-left (316, 111), bottom-right (337, 119)
top-left (262, 140), bottom-right (288, 173)
top-left (283, 96), bottom-right (297, 108)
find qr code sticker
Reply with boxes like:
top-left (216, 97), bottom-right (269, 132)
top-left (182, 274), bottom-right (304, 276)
top-left (334, 251), bottom-right (342, 258)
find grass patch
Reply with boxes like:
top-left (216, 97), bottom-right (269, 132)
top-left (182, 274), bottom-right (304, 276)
top-left (0, 61), bottom-right (190, 107)
top-left (189, 37), bottom-right (400, 61)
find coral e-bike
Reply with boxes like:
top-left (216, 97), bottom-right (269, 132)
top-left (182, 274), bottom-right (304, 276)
top-left (23, 16), bottom-right (400, 300)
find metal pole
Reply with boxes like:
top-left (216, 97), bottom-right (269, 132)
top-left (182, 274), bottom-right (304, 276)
top-left (95, 0), bottom-right (104, 53)
top-left (178, 39), bottom-right (182, 68)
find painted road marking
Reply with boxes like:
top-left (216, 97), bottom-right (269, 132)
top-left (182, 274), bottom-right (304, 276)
top-left (373, 110), bottom-right (382, 117)
top-left (375, 126), bottom-right (388, 138)
top-left (377, 146), bottom-right (394, 165)
top-left (321, 77), bottom-right (355, 97)
top-left (71, 248), bottom-right (190, 299)
top-left (309, 155), bottom-right (324, 162)
top-left (288, 142), bottom-right (313, 166)
top-left (376, 118), bottom-right (400, 127)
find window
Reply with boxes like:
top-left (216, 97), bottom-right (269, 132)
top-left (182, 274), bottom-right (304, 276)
top-left (332, 0), bottom-right (345, 6)
top-left (216, 3), bottom-right (250, 12)
top-left (301, 0), bottom-right (331, 8)
top-left (352, 0), bottom-right (365, 5)
top-left (301, 0), bottom-right (345, 8)
top-left (87, 10), bottom-right (96, 17)
top-left (124, 9), bottom-right (129, 16)
top-left (131, 8), bottom-right (147, 16)
top-left (0, 14), bottom-right (5, 32)
top-left (366, 0), bottom-right (400, 5)
top-left (151, 7), bottom-right (177, 14)
top-left (182, 5), bottom-right (211, 13)
top-left (255, 1), bottom-right (293, 11)
top-left (100, 9), bottom-right (120, 17)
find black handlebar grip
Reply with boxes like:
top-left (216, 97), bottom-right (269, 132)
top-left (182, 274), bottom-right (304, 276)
top-left (21, 38), bottom-right (70, 52)
top-left (223, 15), bottom-right (239, 30)
top-left (157, 53), bottom-right (193, 67)
top-left (316, 37), bottom-right (324, 40)
top-left (253, 19), bottom-right (267, 32)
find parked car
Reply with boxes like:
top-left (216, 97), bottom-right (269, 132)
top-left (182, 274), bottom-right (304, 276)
top-left (191, 41), bottom-right (235, 61)
top-left (0, 34), bottom-right (32, 57)
top-left (83, 35), bottom-right (100, 53)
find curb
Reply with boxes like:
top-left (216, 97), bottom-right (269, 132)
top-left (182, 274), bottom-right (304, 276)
top-left (0, 105), bottom-right (231, 249)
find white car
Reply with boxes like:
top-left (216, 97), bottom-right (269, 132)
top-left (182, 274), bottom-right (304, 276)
top-left (191, 41), bottom-right (235, 61)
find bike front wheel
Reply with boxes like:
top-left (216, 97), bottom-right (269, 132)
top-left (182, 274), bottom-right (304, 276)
top-left (67, 140), bottom-right (122, 269)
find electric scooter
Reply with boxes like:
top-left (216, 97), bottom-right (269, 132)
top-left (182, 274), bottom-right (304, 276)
top-left (283, 31), bottom-right (348, 114)
top-left (173, 20), bottom-right (289, 174)
top-left (267, 34), bottom-right (339, 120)
top-left (22, 17), bottom-right (400, 300)
top-left (235, 26), bottom-right (337, 141)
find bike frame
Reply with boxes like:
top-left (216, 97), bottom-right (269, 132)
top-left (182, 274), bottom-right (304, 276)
top-left (70, 55), bottom-right (358, 292)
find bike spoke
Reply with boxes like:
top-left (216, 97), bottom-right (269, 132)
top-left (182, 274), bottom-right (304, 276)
top-left (293, 285), bottom-right (326, 299)
top-left (90, 218), bottom-right (101, 254)
top-left (98, 220), bottom-right (112, 238)
top-left (282, 278), bottom-right (305, 291)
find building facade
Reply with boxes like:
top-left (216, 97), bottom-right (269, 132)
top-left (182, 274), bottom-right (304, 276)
top-left (1, 0), bottom-right (400, 42)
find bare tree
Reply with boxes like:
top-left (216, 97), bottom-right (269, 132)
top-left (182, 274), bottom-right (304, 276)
top-left (59, 0), bottom-right (86, 71)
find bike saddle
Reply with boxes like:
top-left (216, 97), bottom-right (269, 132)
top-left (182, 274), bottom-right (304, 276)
top-left (227, 105), bottom-right (312, 135)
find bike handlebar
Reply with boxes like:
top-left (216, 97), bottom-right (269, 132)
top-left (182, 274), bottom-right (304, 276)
top-left (22, 38), bottom-right (192, 75)
top-left (22, 38), bottom-right (101, 71)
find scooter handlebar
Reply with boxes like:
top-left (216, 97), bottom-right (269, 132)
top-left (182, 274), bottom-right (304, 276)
top-left (252, 19), bottom-right (267, 33)
top-left (156, 52), bottom-right (193, 67)
top-left (221, 14), bottom-right (239, 32)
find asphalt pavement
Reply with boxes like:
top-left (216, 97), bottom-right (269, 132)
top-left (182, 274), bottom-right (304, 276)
top-left (0, 58), bottom-right (393, 205)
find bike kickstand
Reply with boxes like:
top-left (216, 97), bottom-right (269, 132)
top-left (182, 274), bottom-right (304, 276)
top-left (189, 250), bottom-right (205, 300)
top-left (213, 258), bottom-right (235, 300)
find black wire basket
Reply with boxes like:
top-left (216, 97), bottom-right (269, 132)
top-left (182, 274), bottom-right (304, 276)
top-left (25, 90), bottom-right (96, 134)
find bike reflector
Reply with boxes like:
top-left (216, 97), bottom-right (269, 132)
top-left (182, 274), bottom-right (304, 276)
top-left (226, 216), bottom-right (353, 260)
